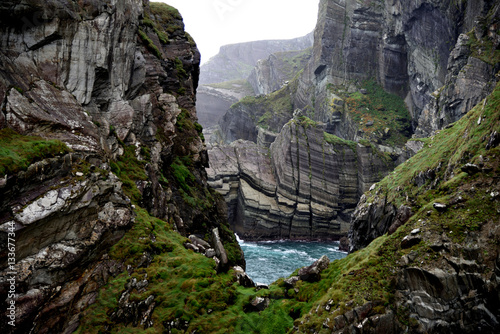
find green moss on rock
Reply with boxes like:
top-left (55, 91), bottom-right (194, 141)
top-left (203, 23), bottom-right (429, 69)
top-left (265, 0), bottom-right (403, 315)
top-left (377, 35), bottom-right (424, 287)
top-left (0, 128), bottom-right (70, 176)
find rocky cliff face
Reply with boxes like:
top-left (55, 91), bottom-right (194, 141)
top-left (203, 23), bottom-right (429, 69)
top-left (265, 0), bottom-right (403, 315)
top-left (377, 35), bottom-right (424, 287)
top-left (199, 32), bottom-right (314, 85)
top-left (294, 0), bottom-right (499, 131)
top-left (208, 115), bottom-right (395, 241)
top-left (290, 80), bottom-right (500, 334)
top-left (0, 1), bottom-right (242, 333)
top-left (247, 48), bottom-right (312, 96)
top-left (209, 0), bottom-right (498, 243)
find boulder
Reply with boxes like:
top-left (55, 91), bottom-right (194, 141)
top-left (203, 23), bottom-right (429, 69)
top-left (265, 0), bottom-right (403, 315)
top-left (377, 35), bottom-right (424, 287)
top-left (189, 235), bottom-right (211, 249)
top-left (298, 255), bottom-right (330, 282)
top-left (433, 203), bottom-right (448, 212)
top-left (212, 228), bottom-right (229, 271)
top-left (461, 163), bottom-right (481, 175)
top-left (247, 297), bottom-right (270, 312)
top-left (233, 266), bottom-right (255, 288)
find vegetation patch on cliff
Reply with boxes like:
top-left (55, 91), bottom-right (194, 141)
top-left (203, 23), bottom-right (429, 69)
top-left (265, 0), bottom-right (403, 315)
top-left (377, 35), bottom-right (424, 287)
top-left (110, 144), bottom-right (148, 204)
top-left (235, 79), bottom-right (297, 132)
top-left (0, 128), bottom-right (70, 176)
top-left (335, 80), bottom-right (412, 146)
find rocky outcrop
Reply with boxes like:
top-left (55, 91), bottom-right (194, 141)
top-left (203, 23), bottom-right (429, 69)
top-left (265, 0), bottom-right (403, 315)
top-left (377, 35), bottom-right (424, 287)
top-left (199, 32), bottom-right (313, 85)
top-left (297, 255), bottom-right (330, 282)
top-left (0, 1), bottom-right (240, 333)
top-left (196, 85), bottom-right (245, 129)
top-left (208, 116), bottom-right (396, 240)
top-left (293, 0), bottom-right (499, 132)
top-left (248, 48), bottom-right (312, 95)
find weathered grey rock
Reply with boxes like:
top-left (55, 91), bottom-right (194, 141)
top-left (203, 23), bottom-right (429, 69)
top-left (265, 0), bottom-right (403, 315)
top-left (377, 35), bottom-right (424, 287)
top-left (189, 235), bottom-right (211, 249)
top-left (233, 266), bottom-right (255, 288)
top-left (348, 195), bottom-right (397, 253)
top-left (284, 276), bottom-right (300, 289)
top-left (248, 49), bottom-right (312, 95)
top-left (205, 248), bottom-right (216, 259)
top-left (486, 131), bottom-right (500, 149)
top-left (212, 228), bottom-right (229, 271)
top-left (433, 202), bottom-right (448, 212)
top-left (184, 242), bottom-right (200, 253)
top-left (248, 297), bottom-right (270, 312)
top-left (401, 234), bottom-right (422, 249)
top-left (461, 163), bottom-right (481, 175)
top-left (297, 255), bottom-right (330, 282)
top-left (209, 120), bottom-right (395, 241)
top-left (415, 32), bottom-right (498, 137)
top-left (200, 33), bottom-right (313, 85)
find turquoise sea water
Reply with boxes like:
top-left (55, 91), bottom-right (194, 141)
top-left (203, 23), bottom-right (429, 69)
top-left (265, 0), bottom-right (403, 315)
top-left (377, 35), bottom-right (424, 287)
top-left (236, 235), bottom-right (347, 285)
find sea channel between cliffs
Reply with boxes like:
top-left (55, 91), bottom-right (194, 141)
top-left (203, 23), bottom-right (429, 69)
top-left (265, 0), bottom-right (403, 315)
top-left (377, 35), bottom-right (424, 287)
top-left (236, 234), bottom-right (347, 285)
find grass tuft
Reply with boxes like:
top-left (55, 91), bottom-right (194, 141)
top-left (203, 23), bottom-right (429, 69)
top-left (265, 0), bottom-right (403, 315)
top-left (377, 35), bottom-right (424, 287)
top-left (0, 128), bottom-right (70, 176)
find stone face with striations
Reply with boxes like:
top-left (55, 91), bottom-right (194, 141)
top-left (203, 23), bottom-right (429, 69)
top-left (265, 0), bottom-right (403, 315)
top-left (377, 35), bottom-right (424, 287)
top-left (208, 118), bottom-right (395, 241)
top-left (0, 1), bottom-right (235, 333)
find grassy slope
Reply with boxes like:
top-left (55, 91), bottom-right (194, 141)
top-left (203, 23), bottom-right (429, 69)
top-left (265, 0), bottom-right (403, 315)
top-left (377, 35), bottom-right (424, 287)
top-left (292, 81), bottom-right (500, 332)
top-left (0, 128), bottom-right (70, 176)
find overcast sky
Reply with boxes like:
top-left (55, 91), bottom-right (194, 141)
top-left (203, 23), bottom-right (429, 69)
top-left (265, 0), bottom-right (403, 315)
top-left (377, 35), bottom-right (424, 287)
top-left (159, 0), bottom-right (320, 64)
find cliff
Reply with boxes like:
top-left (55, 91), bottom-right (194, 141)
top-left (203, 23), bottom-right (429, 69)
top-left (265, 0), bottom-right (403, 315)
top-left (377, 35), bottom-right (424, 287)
top-left (208, 115), bottom-right (395, 240)
top-left (293, 0), bottom-right (499, 132)
top-left (0, 1), bottom-right (243, 333)
top-left (247, 48), bottom-right (313, 96)
top-left (199, 32), bottom-right (314, 85)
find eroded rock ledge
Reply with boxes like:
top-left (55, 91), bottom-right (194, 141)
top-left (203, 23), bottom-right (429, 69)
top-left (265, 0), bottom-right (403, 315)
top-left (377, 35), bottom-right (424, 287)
top-left (208, 116), bottom-right (396, 241)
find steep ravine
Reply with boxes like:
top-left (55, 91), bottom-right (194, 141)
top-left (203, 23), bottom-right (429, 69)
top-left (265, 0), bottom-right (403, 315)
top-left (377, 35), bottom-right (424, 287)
top-left (208, 117), bottom-right (395, 241)
top-left (207, 0), bottom-right (499, 243)
top-left (0, 0), bottom-right (499, 333)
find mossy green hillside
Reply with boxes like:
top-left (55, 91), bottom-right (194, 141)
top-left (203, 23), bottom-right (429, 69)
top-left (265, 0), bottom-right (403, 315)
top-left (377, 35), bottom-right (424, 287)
top-left (0, 128), bottom-right (70, 176)
top-left (334, 79), bottom-right (412, 146)
top-left (296, 82), bottom-right (500, 332)
top-left (75, 206), bottom-right (294, 334)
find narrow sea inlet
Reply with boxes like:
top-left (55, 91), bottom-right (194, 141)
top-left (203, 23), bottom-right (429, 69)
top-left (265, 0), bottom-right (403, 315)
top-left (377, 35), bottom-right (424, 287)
top-left (237, 235), bottom-right (347, 285)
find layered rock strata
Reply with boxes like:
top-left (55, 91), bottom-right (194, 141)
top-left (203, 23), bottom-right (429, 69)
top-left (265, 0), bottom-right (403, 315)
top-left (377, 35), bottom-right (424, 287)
top-left (293, 0), bottom-right (499, 132)
top-left (0, 1), bottom-right (239, 333)
top-left (208, 117), bottom-right (395, 240)
top-left (247, 48), bottom-right (313, 96)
